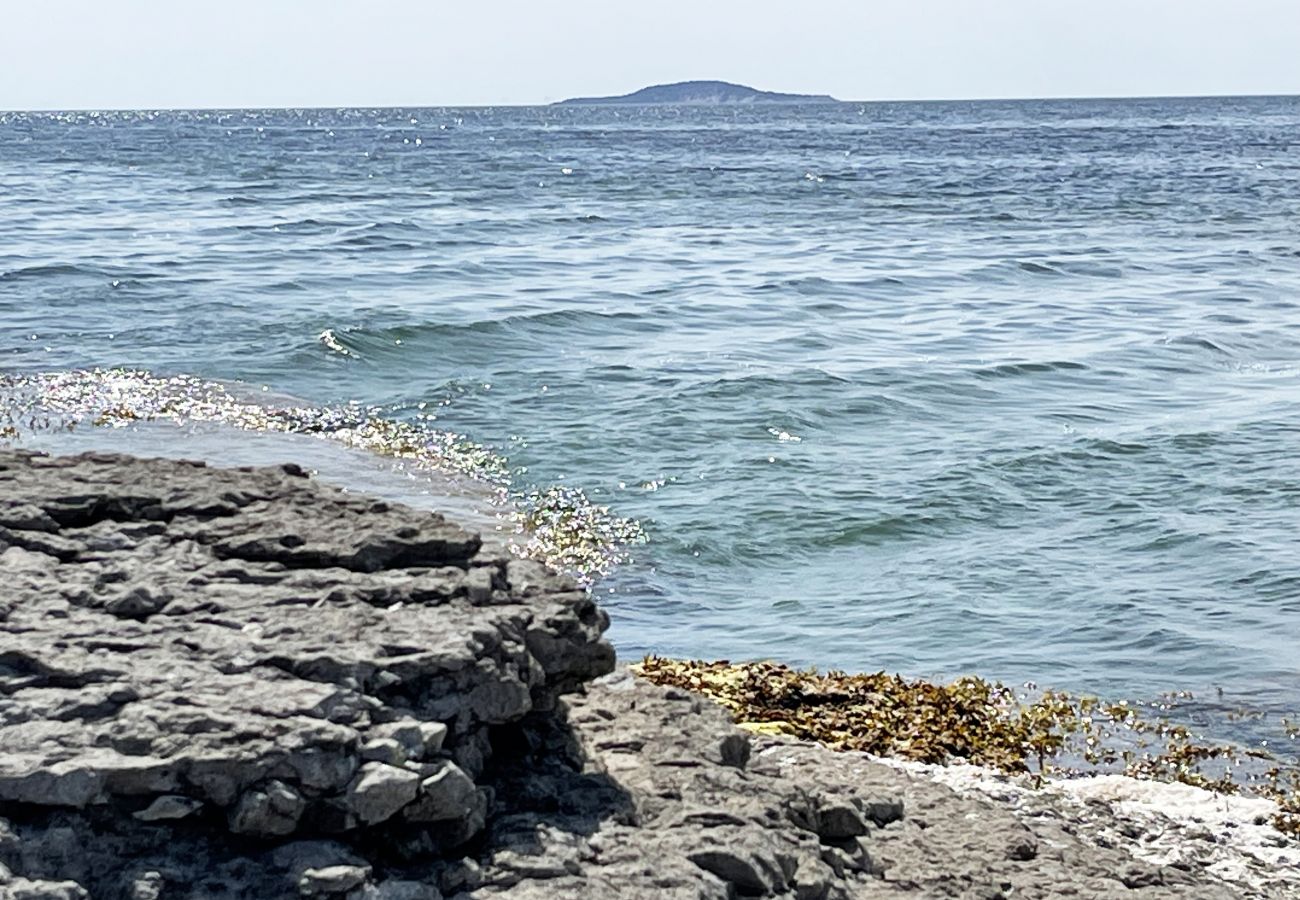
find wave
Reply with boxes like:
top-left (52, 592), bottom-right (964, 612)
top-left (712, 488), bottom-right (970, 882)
top-left (753, 275), bottom-right (908, 294)
top-left (1017, 260), bottom-right (1066, 276)
top-left (315, 308), bottom-right (669, 359)
top-left (227, 217), bottom-right (355, 234)
top-left (0, 263), bottom-right (177, 284)
top-left (966, 258), bottom-right (1127, 280)
top-left (823, 513), bottom-right (950, 546)
top-left (1163, 335), bottom-right (1233, 355)
top-left (666, 368), bottom-right (853, 405)
top-left (0, 263), bottom-right (107, 281)
top-left (972, 360), bottom-right (1091, 379)
top-left (551, 213), bottom-right (608, 224)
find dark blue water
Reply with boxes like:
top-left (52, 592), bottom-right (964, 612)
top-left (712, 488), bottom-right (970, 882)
top-left (3, 98), bottom-right (1300, 722)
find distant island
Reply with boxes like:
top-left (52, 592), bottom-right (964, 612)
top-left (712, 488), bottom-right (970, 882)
top-left (556, 80), bottom-right (838, 106)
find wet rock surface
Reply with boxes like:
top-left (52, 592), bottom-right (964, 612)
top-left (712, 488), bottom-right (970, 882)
top-left (0, 450), bottom-right (1275, 898)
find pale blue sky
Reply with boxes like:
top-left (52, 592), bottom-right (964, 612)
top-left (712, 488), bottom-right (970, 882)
top-left (4, 0), bottom-right (1299, 109)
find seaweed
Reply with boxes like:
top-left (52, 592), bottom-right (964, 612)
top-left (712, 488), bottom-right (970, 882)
top-left (633, 656), bottom-right (1300, 839)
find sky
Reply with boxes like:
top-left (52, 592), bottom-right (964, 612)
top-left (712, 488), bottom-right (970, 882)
top-left (3, 0), bottom-right (1299, 110)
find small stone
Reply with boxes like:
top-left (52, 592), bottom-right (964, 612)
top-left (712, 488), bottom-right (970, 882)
top-left (816, 803), bottom-right (867, 840)
top-left (133, 795), bottom-right (203, 822)
top-left (0, 878), bottom-right (90, 899)
top-left (372, 719), bottom-right (445, 759)
top-left (291, 747), bottom-right (359, 791)
top-left (298, 864), bottom-right (371, 896)
top-left (360, 738), bottom-right (406, 765)
top-left (438, 859), bottom-right (482, 895)
top-left (129, 871), bottom-right (164, 900)
top-left (863, 799), bottom-right (904, 826)
top-left (229, 781), bottom-right (306, 837)
top-left (465, 566), bottom-right (493, 605)
top-left (403, 762), bottom-right (475, 823)
top-left (1006, 837), bottom-right (1038, 861)
top-left (1120, 864), bottom-right (1165, 888)
top-left (688, 849), bottom-right (775, 895)
top-left (348, 880), bottom-right (442, 900)
top-left (791, 852), bottom-right (835, 900)
top-left (345, 763), bottom-right (421, 825)
top-left (820, 838), bottom-right (874, 875)
top-left (270, 840), bottom-right (367, 879)
top-left (417, 722), bottom-right (447, 755)
top-left (104, 585), bottom-right (171, 619)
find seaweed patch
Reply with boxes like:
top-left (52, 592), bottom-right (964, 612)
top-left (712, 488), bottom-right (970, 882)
top-left (633, 656), bottom-right (1300, 838)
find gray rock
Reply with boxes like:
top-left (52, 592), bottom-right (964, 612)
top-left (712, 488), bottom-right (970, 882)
top-left (371, 719), bottom-right (446, 758)
top-left (463, 670), bottom-right (1248, 899)
top-left (102, 585), bottom-right (171, 619)
top-left (128, 871), bottom-right (164, 900)
top-left (298, 865), bottom-right (371, 896)
top-left (345, 764), bottom-right (420, 825)
top-left (269, 841), bottom-right (368, 879)
top-left (814, 801), bottom-right (868, 841)
top-left (465, 566), bottom-right (494, 605)
top-left (687, 847), bottom-right (783, 894)
top-left (417, 722), bottom-right (448, 755)
top-left (359, 739), bottom-right (407, 766)
top-left (404, 762), bottom-right (477, 823)
top-left (229, 780), bottom-right (307, 837)
top-left (132, 795), bottom-right (204, 822)
top-left (0, 878), bottom-right (90, 900)
top-left (348, 880), bottom-right (442, 900)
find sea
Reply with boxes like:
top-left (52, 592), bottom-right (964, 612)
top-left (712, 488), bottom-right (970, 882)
top-left (2, 97), bottom-right (1299, 754)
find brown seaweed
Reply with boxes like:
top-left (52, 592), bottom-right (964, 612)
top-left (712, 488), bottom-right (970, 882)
top-left (633, 656), bottom-right (1300, 838)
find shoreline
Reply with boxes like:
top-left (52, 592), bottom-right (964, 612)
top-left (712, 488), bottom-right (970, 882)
top-left (4, 368), bottom-right (1297, 750)
top-left (1, 449), bottom-right (1295, 898)
top-left (633, 657), bottom-right (1300, 828)
top-left (8, 366), bottom-right (1300, 737)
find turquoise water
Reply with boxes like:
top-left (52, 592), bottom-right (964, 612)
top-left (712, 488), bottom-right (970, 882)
top-left (3, 98), bottom-right (1300, 729)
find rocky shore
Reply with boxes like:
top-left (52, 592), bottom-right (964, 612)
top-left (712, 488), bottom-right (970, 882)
top-left (0, 450), bottom-right (1294, 899)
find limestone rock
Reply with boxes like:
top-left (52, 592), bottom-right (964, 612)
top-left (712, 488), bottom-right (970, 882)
top-left (345, 764), bottom-right (420, 826)
top-left (230, 781), bottom-right (307, 837)
top-left (0, 450), bottom-right (612, 897)
top-left (404, 762), bottom-right (477, 823)
top-left (298, 865), bottom-right (370, 896)
top-left (349, 881), bottom-right (442, 900)
top-left (132, 795), bottom-right (204, 822)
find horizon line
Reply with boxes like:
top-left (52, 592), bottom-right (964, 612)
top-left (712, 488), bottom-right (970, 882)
top-left (3, 90), bottom-right (1299, 116)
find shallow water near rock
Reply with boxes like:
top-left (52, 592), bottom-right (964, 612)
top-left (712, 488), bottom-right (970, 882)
top-left (2, 99), bottom-right (1300, 757)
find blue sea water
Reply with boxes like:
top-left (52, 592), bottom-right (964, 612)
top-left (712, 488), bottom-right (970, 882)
top-left (3, 97), bottom-right (1300, 733)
